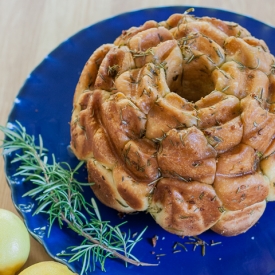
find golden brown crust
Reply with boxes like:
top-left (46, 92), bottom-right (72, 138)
top-left (100, 92), bottom-right (147, 153)
top-left (71, 90), bottom-right (110, 160)
top-left (149, 178), bottom-right (223, 236)
top-left (201, 17), bottom-right (251, 38)
top-left (157, 127), bottom-right (217, 184)
top-left (224, 37), bottom-right (274, 74)
top-left (115, 63), bottom-right (169, 114)
top-left (128, 27), bottom-right (173, 52)
top-left (92, 128), bottom-right (117, 169)
top-left (211, 201), bottom-right (266, 236)
top-left (212, 61), bottom-right (270, 100)
top-left (164, 13), bottom-right (196, 29)
top-left (268, 74), bottom-right (275, 113)
top-left (113, 166), bottom-right (152, 210)
top-left (260, 139), bottom-right (275, 201)
top-left (171, 20), bottom-right (228, 46)
top-left (214, 173), bottom-right (269, 211)
top-left (122, 139), bottom-right (158, 181)
top-left (203, 116), bottom-right (243, 154)
top-left (88, 159), bottom-right (135, 213)
top-left (216, 143), bottom-right (256, 177)
top-left (241, 96), bottom-right (275, 153)
top-left (114, 20), bottom-right (158, 46)
top-left (215, 144), bottom-right (270, 211)
top-left (196, 91), bottom-right (240, 129)
top-left (145, 93), bottom-right (197, 139)
top-left (71, 11), bottom-right (275, 237)
top-left (73, 44), bottom-right (112, 104)
top-left (94, 46), bottom-right (135, 91)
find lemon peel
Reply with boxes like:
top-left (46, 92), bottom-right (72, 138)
top-left (0, 208), bottom-right (30, 275)
top-left (19, 261), bottom-right (77, 275)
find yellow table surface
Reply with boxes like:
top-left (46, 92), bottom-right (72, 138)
top-left (0, 0), bottom-right (275, 272)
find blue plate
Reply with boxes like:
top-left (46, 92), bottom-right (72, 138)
top-left (4, 6), bottom-right (275, 275)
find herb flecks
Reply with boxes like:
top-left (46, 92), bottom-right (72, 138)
top-left (130, 48), bottom-right (154, 58)
top-left (0, 122), bottom-right (157, 274)
top-left (173, 236), bottom-right (222, 257)
top-left (184, 236), bottom-right (208, 256)
top-left (107, 64), bottom-right (120, 77)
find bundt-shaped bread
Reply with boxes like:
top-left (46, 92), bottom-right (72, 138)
top-left (71, 10), bottom-right (275, 237)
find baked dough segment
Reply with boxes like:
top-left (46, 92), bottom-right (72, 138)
top-left (113, 165), bottom-right (153, 211)
top-left (200, 17), bottom-right (251, 38)
top-left (114, 20), bottom-right (159, 46)
top-left (214, 143), bottom-right (270, 210)
top-left (196, 91), bottom-right (240, 129)
top-left (203, 116), bottom-right (243, 154)
top-left (87, 159), bottom-right (135, 213)
top-left (171, 20), bottom-right (228, 46)
top-left (73, 44), bottom-right (112, 104)
top-left (94, 45), bottom-right (135, 91)
top-left (149, 179), bottom-right (223, 236)
top-left (268, 74), bottom-right (275, 114)
top-left (224, 36), bottom-right (274, 75)
top-left (115, 63), bottom-right (169, 114)
top-left (212, 61), bottom-right (270, 100)
top-left (128, 27), bottom-right (173, 52)
top-left (214, 173), bottom-right (269, 211)
top-left (261, 139), bottom-right (275, 201)
top-left (71, 99), bottom-right (95, 160)
top-left (91, 128), bottom-right (117, 169)
top-left (71, 90), bottom-right (110, 160)
top-left (161, 13), bottom-right (196, 29)
top-left (216, 143), bottom-right (257, 177)
top-left (243, 37), bottom-right (270, 50)
top-left (122, 139), bottom-right (159, 181)
top-left (143, 40), bottom-right (184, 94)
top-left (100, 92), bottom-right (147, 153)
top-left (211, 201), bottom-right (266, 236)
top-left (146, 93), bottom-right (197, 140)
top-left (241, 96), bottom-right (275, 153)
top-left (157, 127), bottom-right (217, 184)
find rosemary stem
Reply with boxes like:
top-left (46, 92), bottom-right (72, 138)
top-left (60, 213), bottom-right (156, 267)
top-left (40, 158), bottom-right (156, 267)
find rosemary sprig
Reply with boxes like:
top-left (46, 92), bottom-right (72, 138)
top-left (107, 64), bottom-right (120, 77)
top-left (129, 48), bottom-right (154, 58)
top-left (0, 122), bottom-right (156, 274)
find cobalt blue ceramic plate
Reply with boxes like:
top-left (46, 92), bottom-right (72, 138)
top-left (4, 6), bottom-right (275, 275)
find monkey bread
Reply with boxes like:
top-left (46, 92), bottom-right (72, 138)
top-left (71, 10), bottom-right (275, 237)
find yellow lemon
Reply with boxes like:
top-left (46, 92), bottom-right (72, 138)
top-left (19, 261), bottom-right (77, 275)
top-left (0, 208), bottom-right (30, 275)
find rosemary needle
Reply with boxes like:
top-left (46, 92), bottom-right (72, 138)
top-left (0, 122), bottom-right (157, 274)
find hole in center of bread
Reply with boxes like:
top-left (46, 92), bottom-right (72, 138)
top-left (175, 66), bottom-right (215, 102)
